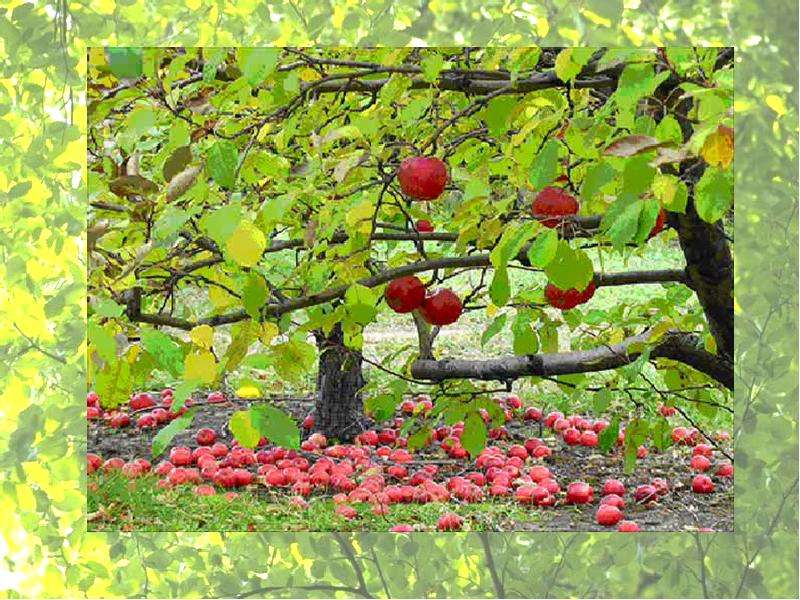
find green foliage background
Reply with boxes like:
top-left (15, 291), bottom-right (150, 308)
top-left (0, 0), bottom-right (796, 597)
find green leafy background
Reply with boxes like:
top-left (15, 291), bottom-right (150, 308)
top-left (0, 0), bottom-right (796, 597)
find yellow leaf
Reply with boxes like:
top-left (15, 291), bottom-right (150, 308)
top-left (236, 384), bottom-right (261, 399)
top-left (190, 324), bottom-right (214, 349)
top-left (648, 318), bottom-right (675, 342)
top-left (700, 126), bottom-right (734, 168)
top-left (765, 94), bottom-right (787, 116)
top-left (209, 285), bottom-right (238, 310)
top-left (608, 329), bottom-right (625, 345)
top-left (345, 200), bottom-right (374, 234)
top-left (226, 222), bottom-right (266, 267)
top-left (184, 351), bottom-right (217, 384)
top-left (486, 304), bottom-right (498, 318)
top-left (260, 322), bottom-right (279, 344)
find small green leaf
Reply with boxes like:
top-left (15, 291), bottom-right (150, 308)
top-left (420, 53), bottom-right (445, 82)
top-left (489, 265), bottom-right (511, 306)
top-left (529, 139), bottom-right (560, 190)
top-left (481, 313), bottom-right (508, 348)
top-left (544, 241), bottom-right (594, 290)
top-left (461, 412), bottom-right (487, 457)
top-left (695, 167), bottom-right (733, 223)
top-left (345, 284), bottom-right (378, 326)
top-left (93, 298), bottom-right (125, 318)
top-left (107, 47), bottom-right (143, 79)
top-left (512, 310), bottom-right (539, 355)
top-left (199, 203), bottom-right (242, 247)
top-left (140, 329), bottom-right (184, 377)
top-left (484, 96), bottom-right (517, 137)
top-left (242, 273), bottom-right (268, 320)
top-left (251, 404), bottom-right (301, 449)
top-left (527, 228), bottom-right (558, 268)
top-left (207, 140), bottom-right (239, 189)
top-left (238, 48), bottom-right (280, 86)
top-left (407, 427), bottom-right (432, 452)
top-left (152, 409), bottom-right (196, 458)
top-left (598, 416), bottom-right (620, 451)
top-left (230, 409), bottom-right (261, 448)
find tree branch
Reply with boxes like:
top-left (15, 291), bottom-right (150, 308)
top-left (410, 330), bottom-right (733, 389)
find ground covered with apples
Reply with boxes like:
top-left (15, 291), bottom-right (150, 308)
top-left (87, 391), bottom-right (733, 532)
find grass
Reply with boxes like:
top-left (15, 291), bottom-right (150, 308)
top-left (88, 472), bottom-right (543, 532)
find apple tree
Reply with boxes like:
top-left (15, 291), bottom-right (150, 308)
top-left (88, 47), bottom-right (733, 458)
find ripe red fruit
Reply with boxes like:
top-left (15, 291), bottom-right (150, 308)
top-left (652, 478), bottom-right (670, 495)
top-left (648, 208), bottom-right (667, 239)
top-left (671, 426), bottom-right (690, 444)
top-left (109, 412), bottom-right (131, 428)
top-left (532, 186), bottom-right (580, 228)
top-left (87, 406), bottom-right (101, 420)
top-left (566, 481), bottom-right (594, 504)
top-left (233, 468), bottom-right (253, 487)
top-left (397, 156), bottom-right (448, 200)
top-left (596, 504), bottom-right (623, 526)
top-left (416, 219), bottom-right (434, 233)
top-left (580, 431), bottom-right (599, 447)
top-left (693, 444), bottom-right (713, 457)
top-left (87, 391), bottom-right (100, 407)
top-left (195, 428), bottom-right (217, 446)
top-left (691, 474), bottom-right (715, 493)
top-left (207, 391), bottom-right (226, 403)
top-left (618, 520), bottom-right (640, 532)
top-left (634, 484), bottom-right (658, 503)
top-left (637, 445), bottom-right (649, 459)
top-left (524, 407), bottom-right (542, 421)
top-left (102, 457), bottom-right (125, 472)
top-left (545, 281), bottom-right (596, 310)
top-left (544, 411), bottom-right (564, 428)
top-left (130, 393), bottom-right (156, 411)
top-left (716, 462), bottom-right (734, 478)
top-left (437, 512), bottom-right (464, 531)
top-left (562, 427), bottom-right (581, 446)
top-left (659, 403), bottom-right (677, 417)
top-left (137, 414), bottom-right (156, 428)
top-left (419, 289), bottom-right (462, 326)
top-left (195, 484), bottom-right (216, 496)
top-left (690, 455), bottom-right (712, 472)
top-left (600, 494), bottom-right (625, 509)
top-left (169, 447), bottom-right (192, 466)
top-left (390, 524), bottom-right (414, 532)
top-left (87, 453), bottom-right (102, 474)
top-left (602, 479), bottom-right (626, 496)
top-left (301, 414), bottom-right (315, 430)
top-left (385, 276), bottom-right (426, 313)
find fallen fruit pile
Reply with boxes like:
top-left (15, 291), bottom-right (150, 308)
top-left (88, 390), bottom-right (733, 532)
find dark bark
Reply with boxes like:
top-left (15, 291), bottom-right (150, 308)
top-left (673, 198), bottom-right (734, 360)
top-left (411, 331), bottom-right (733, 390)
top-left (312, 324), bottom-right (367, 442)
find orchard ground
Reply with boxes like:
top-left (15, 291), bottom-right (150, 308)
top-left (87, 240), bottom-right (734, 533)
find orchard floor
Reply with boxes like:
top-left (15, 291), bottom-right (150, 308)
top-left (87, 396), bottom-right (733, 532)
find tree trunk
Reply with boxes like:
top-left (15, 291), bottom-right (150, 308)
top-left (312, 324), bottom-right (367, 441)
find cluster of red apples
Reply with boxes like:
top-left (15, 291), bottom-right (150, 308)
top-left (89, 388), bottom-right (731, 532)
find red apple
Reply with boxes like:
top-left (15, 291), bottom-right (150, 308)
top-left (600, 494), bottom-right (625, 509)
top-left (419, 288), bottom-right (462, 326)
top-left (580, 430), bottom-right (599, 447)
top-left (196, 428), bottom-right (217, 446)
top-left (416, 219), bottom-right (434, 233)
top-left (692, 474), bottom-right (715, 493)
top-left (87, 453), bottom-right (102, 474)
top-left (207, 391), bottom-right (226, 403)
top-left (532, 186), bottom-right (580, 227)
top-left (618, 520), bottom-right (640, 532)
top-left (659, 403), bottom-right (677, 417)
top-left (390, 524), bottom-right (414, 532)
top-left (566, 481), bottom-right (594, 504)
top-left (301, 414), bottom-right (315, 430)
top-left (634, 484), bottom-right (658, 503)
top-left (87, 391), bottom-right (100, 407)
top-left (385, 275), bottom-right (426, 313)
top-left (195, 484), bottom-right (216, 496)
top-left (596, 504), bottom-right (623, 526)
top-left (693, 444), bottom-right (713, 457)
top-left (169, 446), bottom-right (192, 466)
top-left (397, 156), bottom-right (448, 201)
top-left (716, 462), bottom-right (734, 478)
top-left (130, 393), bottom-right (156, 411)
top-left (602, 479), bottom-right (626, 496)
top-left (562, 427), bottom-right (581, 445)
top-left (87, 406), bottom-right (101, 420)
top-left (437, 512), bottom-right (464, 531)
top-left (690, 455), bottom-right (712, 472)
top-left (545, 281), bottom-right (596, 310)
top-left (137, 414), bottom-right (156, 428)
top-left (524, 407), bottom-right (542, 421)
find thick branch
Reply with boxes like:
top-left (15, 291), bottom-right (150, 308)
top-left (410, 331), bottom-right (733, 390)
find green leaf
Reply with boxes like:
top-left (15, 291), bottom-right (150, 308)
top-left (653, 174), bottom-right (688, 213)
top-left (242, 273), bottom-right (268, 320)
top-left (344, 284), bottom-right (378, 326)
top-left (420, 53), bottom-right (445, 82)
top-left (602, 196), bottom-right (643, 248)
top-left (238, 48), bottom-right (280, 86)
top-left (484, 96), bottom-right (517, 137)
top-left (490, 221), bottom-right (538, 268)
top-left (202, 48), bottom-right (228, 83)
top-left (651, 417), bottom-right (673, 451)
top-left (107, 47), bottom-right (143, 79)
top-left (125, 107), bottom-right (156, 139)
top-left (527, 228), bottom-right (558, 268)
top-left (695, 167), bottom-right (733, 223)
top-left (461, 412), bottom-right (487, 457)
top-left (162, 146), bottom-right (193, 182)
top-left (481, 313), bottom-right (508, 348)
top-left (529, 139), bottom-right (560, 190)
top-left (251, 404), bottom-right (301, 449)
top-left (655, 115), bottom-right (684, 143)
top-left (592, 388), bottom-right (612, 414)
top-left (581, 161), bottom-right (616, 201)
top-left (554, 48), bottom-right (594, 82)
top-left (489, 265), bottom-right (511, 306)
top-left (199, 203), bottom-right (242, 247)
top-left (365, 394), bottom-right (397, 422)
top-left (598, 416), bottom-right (620, 451)
top-left (92, 298), bottom-right (124, 318)
top-left (229, 409), bottom-right (261, 449)
top-left (88, 321), bottom-right (117, 363)
top-left (207, 140), bottom-right (239, 190)
top-left (512, 310), bottom-right (539, 355)
top-left (152, 409), bottom-right (196, 458)
top-left (615, 63), bottom-right (669, 109)
top-left (407, 427), bottom-right (432, 452)
top-left (544, 241), bottom-right (594, 290)
top-left (169, 381), bottom-right (195, 413)
top-left (271, 337), bottom-right (317, 382)
top-left (622, 155), bottom-right (656, 196)
top-left (140, 329), bottom-right (183, 377)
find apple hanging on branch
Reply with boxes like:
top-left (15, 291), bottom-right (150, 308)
top-left (385, 275), bottom-right (427, 313)
top-left (545, 280), bottom-right (597, 310)
top-left (416, 219), bottom-right (435, 233)
top-left (418, 288), bottom-right (463, 326)
top-left (397, 156), bottom-right (449, 201)
top-left (531, 186), bottom-right (580, 228)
